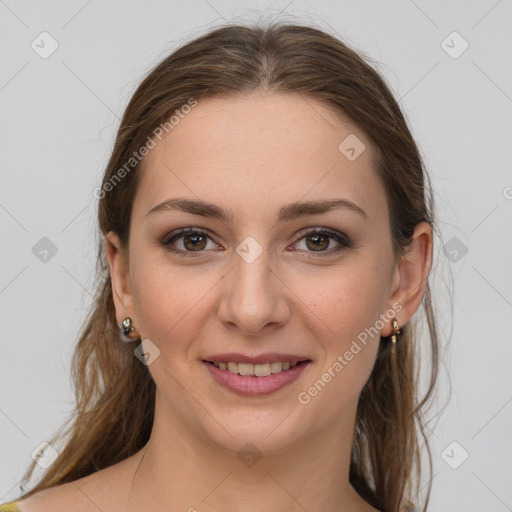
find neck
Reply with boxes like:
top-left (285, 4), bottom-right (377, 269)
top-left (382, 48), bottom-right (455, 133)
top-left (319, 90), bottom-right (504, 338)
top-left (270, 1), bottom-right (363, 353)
top-left (127, 393), bottom-right (369, 512)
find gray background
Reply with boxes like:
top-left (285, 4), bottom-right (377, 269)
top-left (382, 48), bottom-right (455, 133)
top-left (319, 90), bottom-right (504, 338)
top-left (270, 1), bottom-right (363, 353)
top-left (1, 1), bottom-right (511, 511)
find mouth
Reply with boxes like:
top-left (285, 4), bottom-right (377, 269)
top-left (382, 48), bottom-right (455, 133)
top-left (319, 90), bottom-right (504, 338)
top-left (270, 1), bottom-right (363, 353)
top-left (203, 359), bottom-right (311, 377)
top-left (201, 354), bottom-right (312, 396)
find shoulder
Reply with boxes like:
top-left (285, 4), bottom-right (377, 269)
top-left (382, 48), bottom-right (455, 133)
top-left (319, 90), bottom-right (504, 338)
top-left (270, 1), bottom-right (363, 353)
top-left (16, 476), bottom-right (117, 512)
top-left (15, 449), bottom-right (144, 512)
top-left (15, 481), bottom-right (98, 512)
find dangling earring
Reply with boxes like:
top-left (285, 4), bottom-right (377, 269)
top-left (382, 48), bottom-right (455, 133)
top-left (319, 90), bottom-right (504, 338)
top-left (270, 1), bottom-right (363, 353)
top-left (119, 317), bottom-right (139, 343)
top-left (390, 318), bottom-right (401, 354)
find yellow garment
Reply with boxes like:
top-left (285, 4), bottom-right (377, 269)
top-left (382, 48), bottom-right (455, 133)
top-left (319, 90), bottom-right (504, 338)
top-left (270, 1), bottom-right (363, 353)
top-left (0, 502), bottom-right (19, 512)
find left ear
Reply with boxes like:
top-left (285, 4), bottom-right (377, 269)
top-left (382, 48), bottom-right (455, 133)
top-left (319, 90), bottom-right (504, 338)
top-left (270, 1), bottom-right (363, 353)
top-left (383, 221), bottom-right (433, 336)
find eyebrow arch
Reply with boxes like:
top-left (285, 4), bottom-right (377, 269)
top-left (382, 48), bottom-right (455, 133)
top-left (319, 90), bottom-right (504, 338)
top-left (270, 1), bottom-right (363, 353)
top-left (146, 197), bottom-right (368, 222)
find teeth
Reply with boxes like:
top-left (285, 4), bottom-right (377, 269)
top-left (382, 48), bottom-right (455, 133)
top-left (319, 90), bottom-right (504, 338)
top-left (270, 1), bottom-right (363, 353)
top-left (211, 361), bottom-right (300, 377)
top-left (238, 363), bottom-right (254, 376)
top-left (254, 363), bottom-right (271, 377)
top-left (270, 361), bottom-right (282, 373)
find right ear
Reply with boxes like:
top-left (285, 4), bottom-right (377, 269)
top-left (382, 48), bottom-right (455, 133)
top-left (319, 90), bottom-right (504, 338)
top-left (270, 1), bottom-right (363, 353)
top-left (105, 231), bottom-right (136, 327)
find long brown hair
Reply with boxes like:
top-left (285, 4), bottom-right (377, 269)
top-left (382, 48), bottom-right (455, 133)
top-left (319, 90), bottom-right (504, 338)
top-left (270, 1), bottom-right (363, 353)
top-left (16, 22), bottom-right (440, 512)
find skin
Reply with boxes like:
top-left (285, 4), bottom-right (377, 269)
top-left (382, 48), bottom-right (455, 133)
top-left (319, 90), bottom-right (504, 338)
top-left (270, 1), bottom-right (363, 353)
top-left (19, 92), bottom-right (432, 512)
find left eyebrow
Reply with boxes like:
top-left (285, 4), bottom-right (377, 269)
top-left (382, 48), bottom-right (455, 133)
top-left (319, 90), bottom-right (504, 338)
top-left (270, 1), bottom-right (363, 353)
top-left (146, 197), bottom-right (368, 223)
top-left (278, 198), bottom-right (368, 223)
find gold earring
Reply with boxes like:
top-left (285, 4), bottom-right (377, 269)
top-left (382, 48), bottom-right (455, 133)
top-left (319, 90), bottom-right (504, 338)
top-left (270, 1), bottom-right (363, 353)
top-left (390, 318), bottom-right (401, 353)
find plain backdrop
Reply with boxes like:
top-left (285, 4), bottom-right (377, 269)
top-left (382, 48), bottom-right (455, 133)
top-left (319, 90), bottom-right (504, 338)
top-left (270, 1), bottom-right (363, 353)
top-left (1, 1), bottom-right (511, 511)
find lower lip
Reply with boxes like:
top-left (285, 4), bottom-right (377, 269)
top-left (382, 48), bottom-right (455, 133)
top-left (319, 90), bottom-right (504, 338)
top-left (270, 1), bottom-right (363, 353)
top-left (202, 361), bottom-right (311, 396)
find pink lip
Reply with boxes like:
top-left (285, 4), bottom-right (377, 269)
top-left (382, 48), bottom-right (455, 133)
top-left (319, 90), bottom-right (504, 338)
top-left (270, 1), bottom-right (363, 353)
top-left (202, 360), bottom-right (312, 396)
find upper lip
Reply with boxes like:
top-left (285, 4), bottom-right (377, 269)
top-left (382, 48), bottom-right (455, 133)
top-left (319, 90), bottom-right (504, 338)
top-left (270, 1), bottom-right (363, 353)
top-left (203, 353), bottom-right (311, 364)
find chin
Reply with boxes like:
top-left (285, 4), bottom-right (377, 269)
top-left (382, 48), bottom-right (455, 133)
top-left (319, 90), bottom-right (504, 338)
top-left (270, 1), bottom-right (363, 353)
top-left (199, 408), bottom-right (308, 457)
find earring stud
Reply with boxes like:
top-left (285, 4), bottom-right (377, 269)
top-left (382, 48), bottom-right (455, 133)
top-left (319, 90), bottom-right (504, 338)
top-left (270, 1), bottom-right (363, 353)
top-left (119, 317), bottom-right (139, 342)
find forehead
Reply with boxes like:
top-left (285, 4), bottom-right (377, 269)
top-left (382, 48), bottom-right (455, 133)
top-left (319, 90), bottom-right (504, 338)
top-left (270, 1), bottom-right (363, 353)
top-left (133, 92), bottom-right (386, 225)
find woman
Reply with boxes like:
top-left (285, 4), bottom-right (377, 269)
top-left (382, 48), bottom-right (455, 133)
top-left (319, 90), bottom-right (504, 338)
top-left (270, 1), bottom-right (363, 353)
top-left (1, 22), bottom-right (438, 512)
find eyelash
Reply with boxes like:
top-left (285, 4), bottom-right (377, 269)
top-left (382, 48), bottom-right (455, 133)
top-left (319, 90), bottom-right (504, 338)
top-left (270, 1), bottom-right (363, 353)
top-left (160, 227), bottom-right (352, 258)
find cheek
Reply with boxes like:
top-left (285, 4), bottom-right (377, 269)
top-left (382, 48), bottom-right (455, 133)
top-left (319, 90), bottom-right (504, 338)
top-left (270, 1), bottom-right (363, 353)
top-left (129, 252), bottom-right (207, 347)
top-left (312, 257), bottom-right (389, 343)
top-left (302, 256), bottom-right (389, 395)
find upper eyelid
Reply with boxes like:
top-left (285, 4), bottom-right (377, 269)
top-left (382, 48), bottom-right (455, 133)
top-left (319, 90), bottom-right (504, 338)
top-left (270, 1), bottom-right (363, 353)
top-left (163, 227), bottom-right (215, 243)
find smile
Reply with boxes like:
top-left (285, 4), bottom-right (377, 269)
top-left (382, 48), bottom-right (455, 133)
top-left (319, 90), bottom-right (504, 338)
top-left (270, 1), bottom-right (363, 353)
top-left (206, 360), bottom-right (302, 377)
top-left (202, 359), bottom-right (312, 396)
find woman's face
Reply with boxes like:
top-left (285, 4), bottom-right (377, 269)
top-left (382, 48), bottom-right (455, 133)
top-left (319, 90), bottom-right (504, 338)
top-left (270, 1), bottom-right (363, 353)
top-left (108, 92), bottom-right (404, 453)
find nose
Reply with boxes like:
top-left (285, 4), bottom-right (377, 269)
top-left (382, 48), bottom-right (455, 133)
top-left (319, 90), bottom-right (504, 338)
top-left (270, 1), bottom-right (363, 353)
top-left (218, 250), bottom-right (291, 337)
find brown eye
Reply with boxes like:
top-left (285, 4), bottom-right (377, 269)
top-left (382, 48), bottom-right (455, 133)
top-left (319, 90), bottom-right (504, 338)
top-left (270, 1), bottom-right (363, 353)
top-left (183, 233), bottom-right (207, 251)
top-left (305, 233), bottom-right (330, 251)
top-left (161, 228), bottom-right (219, 257)
top-left (293, 228), bottom-right (352, 255)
